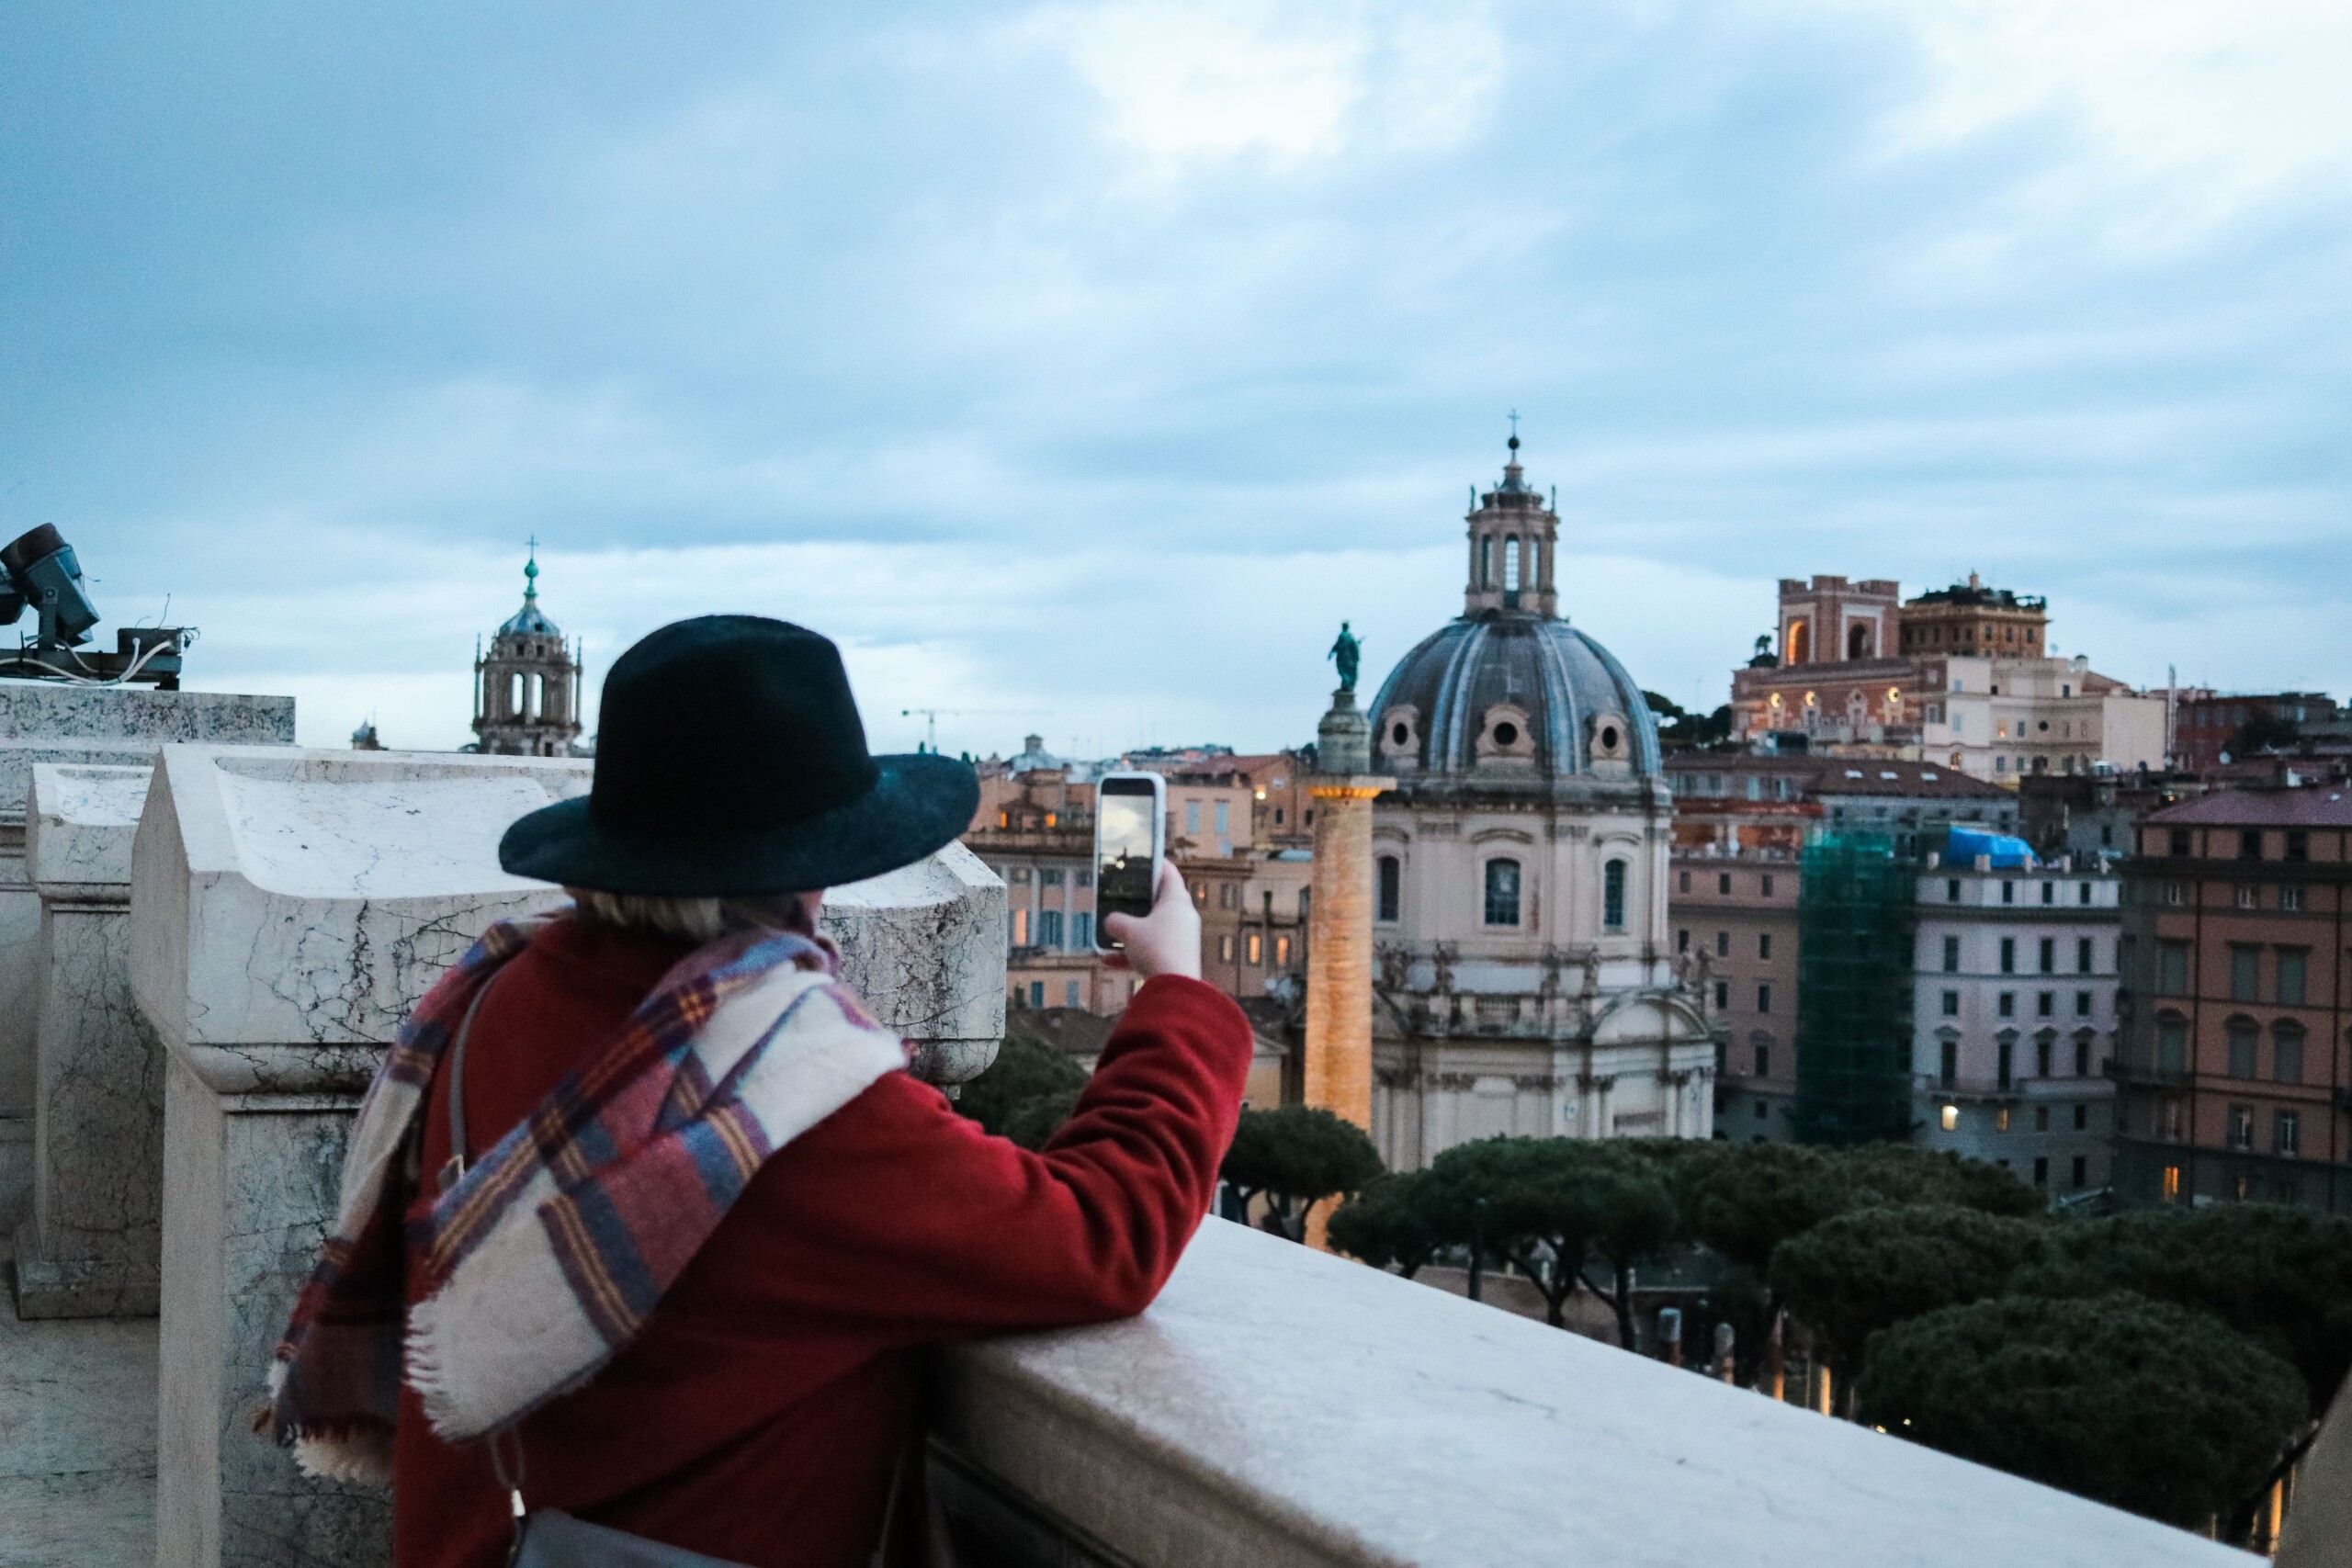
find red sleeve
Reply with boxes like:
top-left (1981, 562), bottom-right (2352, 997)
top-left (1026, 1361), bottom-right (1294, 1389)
top-left (694, 975), bottom-right (1254, 1334)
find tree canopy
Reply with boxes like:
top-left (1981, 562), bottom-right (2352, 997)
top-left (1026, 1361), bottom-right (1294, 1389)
top-left (1770, 1203), bottom-right (2042, 1383)
top-left (2012, 1202), bottom-right (2352, 1420)
top-left (1325, 1170), bottom-right (1449, 1279)
top-left (954, 1032), bottom-right (1086, 1150)
top-left (1857, 1292), bottom-right (2308, 1529)
top-left (1220, 1105), bottom-right (1385, 1241)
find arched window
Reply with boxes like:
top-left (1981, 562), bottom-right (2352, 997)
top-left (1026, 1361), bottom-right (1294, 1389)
top-left (1848, 623), bottom-right (1873, 660)
top-left (1479, 536), bottom-right (1494, 588)
top-left (1503, 536), bottom-right (1521, 592)
top-left (1602, 858), bottom-right (1628, 931)
top-left (1786, 619), bottom-right (1810, 664)
top-left (2273, 1021), bottom-right (2306, 1085)
top-left (1376, 855), bottom-right (1401, 923)
top-left (527, 672), bottom-right (543, 721)
top-left (1483, 859), bottom-right (1521, 927)
top-left (508, 672), bottom-right (524, 715)
top-left (2226, 1016), bottom-right (2258, 1078)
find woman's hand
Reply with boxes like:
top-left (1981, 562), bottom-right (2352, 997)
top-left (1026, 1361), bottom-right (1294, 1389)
top-left (1102, 859), bottom-right (1201, 983)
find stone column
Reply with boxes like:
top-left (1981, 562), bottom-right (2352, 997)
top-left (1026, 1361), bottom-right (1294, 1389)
top-left (0, 681), bottom-right (293, 1231)
top-left (14, 762), bottom-right (164, 1318)
top-left (1303, 689), bottom-right (1391, 1139)
top-left (130, 744), bottom-right (1005, 1568)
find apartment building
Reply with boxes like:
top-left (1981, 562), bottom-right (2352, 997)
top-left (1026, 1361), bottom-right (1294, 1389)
top-left (1674, 857), bottom-right (1799, 1140)
top-left (2112, 787), bottom-right (2352, 1212)
top-left (1913, 862), bottom-right (2120, 1195)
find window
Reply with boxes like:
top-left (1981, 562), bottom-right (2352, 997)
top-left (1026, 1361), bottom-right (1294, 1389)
top-left (1072, 912), bottom-right (1093, 949)
top-left (1942, 935), bottom-right (1961, 973)
top-left (2227, 1018), bottom-right (2258, 1078)
top-left (2036, 1034), bottom-right (2053, 1076)
top-left (1715, 931), bottom-right (1730, 956)
top-left (2156, 1014), bottom-right (2188, 1073)
top-left (1761, 874), bottom-right (1775, 897)
top-left (2281, 886), bottom-right (2305, 912)
top-left (1676, 929), bottom-right (1690, 953)
top-left (1714, 980), bottom-right (1729, 1009)
top-left (1064, 979), bottom-right (1082, 1007)
top-left (2035, 1104), bottom-right (2051, 1131)
top-left (2072, 1155), bottom-right (2087, 1189)
top-left (1376, 856), bottom-right (1401, 922)
top-left (2039, 937), bottom-right (2055, 974)
top-left (1027, 981), bottom-right (1046, 1009)
top-left (1758, 932), bottom-right (1772, 960)
top-left (1041, 867), bottom-right (1066, 888)
top-left (2286, 830), bottom-right (2309, 863)
top-left (1298, 889), bottom-right (1311, 918)
top-left (2157, 942), bottom-right (2190, 997)
top-left (1941, 990), bottom-right (1960, 1016)
top-left (1947, 878), bottom-right (1962, 902)
top-left (2230, 945), bottom-right (2261, 1002)
top-left (1274, 935), bottom-right (1291, 966)
top-left (1215, 800), bottom-right (1229, 837)
top-left (1011, 908), bottom-right (1030, 946)
top-left (2078, 882), bottom-right (2093, 907)
top-left (1186, 800), bottom-right (1201, 834)
top-left (1246, 932), bottom-right (1262, 964)
top-left (1997, 1040), bottom-right (2014, 1089)
top-left (1217, 935), bottom-right (1234, 962)
top-left (2033, 1156), bottom-right (2049, 1188)
top-left (2235, 885), bottom-right (2259, 910)
top-left (1995, 1104), bottom-right (2011, 1131)
top-left (2169, 829), bottom-right (2193, 857)
top-left (2278, 949), bottom-right (2308, 1007)
top-left (1678, 870), bottom-right (1691, 894)
top-left (1940, 1040), bottom-right (1958, 1088)
top-left (2277, 1111), bottom-right (2302, 1158)
top-left (2229, 1104), bottom-right (2254, 1150)
top-left (2000, 937), bottom-right (2016, 974)
top-left (1219, 883), bottom-right (1239, 910)
top-left (1038, 910), bottom-right (1065, 948)
top-left (2076, 936), bottom-right (2093, 974)
top-left (2075, 990), bottom-right (2092, 1018)
top-left (2037, 991), bottom-right (2054, 1017)
top-left (1940, 1103), bottom-right (1960, 1131)
top-left (2162, 1165), bottom-right (2181, 1202)
top-left (1754, 1043), bottom-right (1770, 1077)
top-left (1009, 866), bottom-right (1033, 885)
top-left (2075, 1103), bottom-right (2089, 1130)
top-left (2239, 829), bottom-right (2264, 861)
top-left (2041, 882), bottom-right (2055, 907)
top-left (1604, 860), bottom-right (1628, 931)
top-left (1998, 992), bottom-right (2016, 1017)
top-left (2002, 881), bottom-right (2016, 905)
top-left (1075, 869), bottom-right (1093, 888)
top-left (1503, 536), bottom-right (1521, 592)
top-left (1484, 860), bottom-right (1521, 926)
top-left (2164, 882), bottom-right (2186, 907)
top-left (1757, 984), bottom-right (1772, 1015)
top-left (2274, 1023), bottom-right (2306, 1085)
top-left (1718, 872), bottom-right (1732, 896)
top-left (2075, 1034), bottom-right (2092, 1076)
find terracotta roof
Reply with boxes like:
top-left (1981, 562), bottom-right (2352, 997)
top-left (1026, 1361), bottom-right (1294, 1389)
top-left (1808, 760), bottom-right (2009, 799)
top-left (1009, 1006), bottom-right (1120, 1056)
top-left (2148, 787), bottom-right (2352, 828)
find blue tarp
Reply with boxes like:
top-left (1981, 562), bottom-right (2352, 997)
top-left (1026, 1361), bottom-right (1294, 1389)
top-left (1943, 826), bottom-right (2035, 869)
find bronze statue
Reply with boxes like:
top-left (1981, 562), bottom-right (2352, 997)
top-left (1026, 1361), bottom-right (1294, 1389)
top-left (1328, 621), bottom-right (1361, 693)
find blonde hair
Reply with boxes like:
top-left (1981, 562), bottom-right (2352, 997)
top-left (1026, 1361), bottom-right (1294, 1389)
top-left (566, 887), bottom-right (815, 945)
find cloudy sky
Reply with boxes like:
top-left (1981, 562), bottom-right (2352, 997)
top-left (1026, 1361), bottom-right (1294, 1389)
top-left (4, 1), bottom-right (2347, 756)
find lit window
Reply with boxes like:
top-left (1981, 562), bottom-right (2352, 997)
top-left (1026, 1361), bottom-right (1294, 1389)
top-left (1274, 936), bottom-right (1291, 966)
top-left (1247, 932), bottom-right (1262, 964)
top-left (1940, 1104), bottom-right (1959, 1132)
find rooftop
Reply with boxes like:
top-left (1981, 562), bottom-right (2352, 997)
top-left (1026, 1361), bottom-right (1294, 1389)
top-left (2148, 784), bottom-right (2352, 828)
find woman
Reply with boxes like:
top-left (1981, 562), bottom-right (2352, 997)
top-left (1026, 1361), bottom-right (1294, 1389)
top-left (270, 615), bottom-right (1250, 1567)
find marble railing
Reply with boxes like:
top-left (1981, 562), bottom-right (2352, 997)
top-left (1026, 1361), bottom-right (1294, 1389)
top-left (931, 1219), bottom-right (2255, 1568)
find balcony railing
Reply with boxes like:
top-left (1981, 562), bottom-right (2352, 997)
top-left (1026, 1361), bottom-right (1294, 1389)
top-left (928, 1219), bottom-right (2245, 1567)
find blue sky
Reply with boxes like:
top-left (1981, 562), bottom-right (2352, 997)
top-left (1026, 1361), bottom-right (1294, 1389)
top-left (4, 2), bottom-right (2347, 754)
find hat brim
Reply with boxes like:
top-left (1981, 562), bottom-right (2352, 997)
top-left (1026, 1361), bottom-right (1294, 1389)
top-left (498, 752), bottom-right (980, 897)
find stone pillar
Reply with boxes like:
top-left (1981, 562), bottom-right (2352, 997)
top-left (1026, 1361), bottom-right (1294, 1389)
top-left (14, 762), bottom-right (164, 1318)
top-left (130, 744), bottom-right (1006, 1568)
top-left (1303, 689), bottom-right (1391, 1140)
top-left (0, 679), bottom-right (293, 1230)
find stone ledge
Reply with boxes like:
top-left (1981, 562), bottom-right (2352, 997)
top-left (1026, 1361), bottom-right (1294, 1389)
top-left (11, 1258), bottom-right (161, 1320)
top-left (936, 1219), bottom-right (2250, 1568)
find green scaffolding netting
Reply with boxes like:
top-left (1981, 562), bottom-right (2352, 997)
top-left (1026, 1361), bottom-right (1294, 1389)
top-left (1793, 829), bottom-right (1917, 1145)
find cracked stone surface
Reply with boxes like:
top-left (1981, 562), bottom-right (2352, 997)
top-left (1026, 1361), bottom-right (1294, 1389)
top-left (0, 1227), bottom-right (157, 1568)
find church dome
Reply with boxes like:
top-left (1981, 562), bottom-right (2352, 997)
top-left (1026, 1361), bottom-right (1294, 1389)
top-left (1366, 438), bottom-right (1661, 781)
top-left (498, 548), bottom-right (560, 639)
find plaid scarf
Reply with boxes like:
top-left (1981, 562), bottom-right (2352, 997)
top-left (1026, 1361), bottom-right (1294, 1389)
top-left (266, 912), bottom-right (910, 1484)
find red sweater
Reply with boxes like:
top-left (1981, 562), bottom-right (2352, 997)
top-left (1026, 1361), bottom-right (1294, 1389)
top-left (391, 918), bottom-right (1251, 1568)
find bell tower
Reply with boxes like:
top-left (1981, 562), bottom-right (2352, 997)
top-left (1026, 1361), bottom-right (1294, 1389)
top-left (472, 542), bottom-right (584, 757)
top-left (1462, 421), bottom-right (1559, 619)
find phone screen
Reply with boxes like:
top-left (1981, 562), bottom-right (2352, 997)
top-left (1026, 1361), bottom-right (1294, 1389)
top-left (1095, 778), bottom-right (1159, 942)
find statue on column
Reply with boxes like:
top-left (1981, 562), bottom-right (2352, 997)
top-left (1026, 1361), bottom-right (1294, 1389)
top-left (1328, 622), bottom-right (1361, 693)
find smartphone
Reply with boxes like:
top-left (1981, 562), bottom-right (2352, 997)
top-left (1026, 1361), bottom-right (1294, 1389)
top-left (1092, 771), bottom-right (1165, 952)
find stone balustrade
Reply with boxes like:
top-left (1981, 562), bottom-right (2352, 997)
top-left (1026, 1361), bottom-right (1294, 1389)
top-left (930, 1218), bottom-right (2256, 1568)
top-left (123, 744), bottom-right (1004, 1568)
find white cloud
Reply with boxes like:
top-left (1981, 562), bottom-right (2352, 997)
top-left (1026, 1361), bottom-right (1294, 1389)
top-left (1025, 0), bottom-right (1504, 169)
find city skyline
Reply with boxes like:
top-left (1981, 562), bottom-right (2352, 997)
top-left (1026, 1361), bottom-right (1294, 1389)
top-left (6, 2), bottom-right (2347, 752)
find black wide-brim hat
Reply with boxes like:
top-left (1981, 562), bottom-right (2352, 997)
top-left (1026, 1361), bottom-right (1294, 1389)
top-left (500, 615), bottom-right (978, 897)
